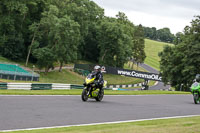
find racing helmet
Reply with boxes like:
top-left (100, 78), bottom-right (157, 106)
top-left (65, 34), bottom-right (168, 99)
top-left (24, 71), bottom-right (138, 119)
top-left (94, 65), bottom-right (101, 72)
top-left (195, 74), bottom-right (200, 82)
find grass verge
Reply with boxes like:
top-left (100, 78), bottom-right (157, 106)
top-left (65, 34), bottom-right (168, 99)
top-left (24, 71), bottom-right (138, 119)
top-left (2, 116), bottom-right (200, 133)
top-left (39, 70), bottom-right (84, 84)
top-left (0, 90), bottom-right (190, 95)
top-left (104, 74), bottom-right (144, 85)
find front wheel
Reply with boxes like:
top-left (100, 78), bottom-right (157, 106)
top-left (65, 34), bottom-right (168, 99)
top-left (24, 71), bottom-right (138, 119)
top-left (82, 89), bottom-right (88, 102)
top-left (95, 89), bottom-right (104, 102)
top-left (193, 93), bottom-right (200, 104)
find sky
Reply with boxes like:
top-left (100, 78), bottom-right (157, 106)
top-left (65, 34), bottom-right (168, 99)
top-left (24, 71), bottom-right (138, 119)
top-left (92, 0), bottom-right (200, 34)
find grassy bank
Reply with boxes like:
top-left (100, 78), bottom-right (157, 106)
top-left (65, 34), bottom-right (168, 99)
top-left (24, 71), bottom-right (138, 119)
top-left (0, 89), bottom-right (190, 95)
top-left (144, 39), bottom-right (173, 70)
top-left (39, 69), bottom-right (84, 84)
top-left (2, 116), bottom-right (199, 133)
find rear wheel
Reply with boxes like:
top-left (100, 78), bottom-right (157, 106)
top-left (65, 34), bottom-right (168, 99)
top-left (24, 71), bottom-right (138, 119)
top-left (193, 93), bottom-right (200, 104)
top-left (95, 89), bottom-right (104, 102)
top-left (81, 89), bottom-right (88, 102)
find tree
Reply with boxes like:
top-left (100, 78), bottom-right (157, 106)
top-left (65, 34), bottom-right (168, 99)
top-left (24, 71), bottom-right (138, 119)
top-left (65, 0), bottom-right (104, 59)
top-left (97, 17), bottom-right (132, 67)
top-left (143, 26), bottom-right (175, 43)
top-left (0, 0), bottom-right (46, 60)
top-left (157, 28), bottom-right (175, 43)
top-left (83, 22), bottom-right (100, 62)
top-left (33, 47), bottom-right (56, 74)
top-left (25, 22), bottom-right (40, 66)
top-left (132, 24), bottom-right (146, 68)
top-left (81, 1), bottom-right (104, 61)
top-left (173, 32), bottom-right (184, 45)
top-left (0, 0), bottom-right (27, 59)
top-left (31, 3), bottom-right (81, 72)
top-left (116, 12), bottom-right (146, 69)
top-left (159, 16), bottom-right (200, 91)
top-left (52, 15), bottom-right (80, 72)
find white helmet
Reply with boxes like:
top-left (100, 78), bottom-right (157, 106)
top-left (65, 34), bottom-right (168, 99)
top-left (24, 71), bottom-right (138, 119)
top-left (196, 74), bottom-right (200, 82)
top-left (94, 65), bottom-right (101, 71)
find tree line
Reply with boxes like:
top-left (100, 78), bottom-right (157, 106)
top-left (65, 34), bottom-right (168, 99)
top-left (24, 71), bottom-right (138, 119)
top-left (0, 0), bottom-right (146, 73)
top-left (159, 16), bottom-right (200, 91)
top-left (144, 27), bottom-right (175, 43)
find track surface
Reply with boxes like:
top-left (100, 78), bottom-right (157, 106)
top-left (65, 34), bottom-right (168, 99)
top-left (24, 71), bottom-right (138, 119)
top-left (139, 63), bottom-right (170, 90)
top-left (0, 95), bottom-right (199, 131)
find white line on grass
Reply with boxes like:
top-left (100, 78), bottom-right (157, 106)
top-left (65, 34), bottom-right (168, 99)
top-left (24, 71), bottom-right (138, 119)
top-left (1, 115), bottom-right (200, 132)
top-left (0, 94), bottom-right (190, 97)
top-left (0, 95), bottom-right (81, 97)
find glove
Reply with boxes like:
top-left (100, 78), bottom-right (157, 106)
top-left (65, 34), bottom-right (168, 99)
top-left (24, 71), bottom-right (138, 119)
top-left (95, 82), bottom-right (99, 87)
top-left (99, 83), bottom-right (103, 87)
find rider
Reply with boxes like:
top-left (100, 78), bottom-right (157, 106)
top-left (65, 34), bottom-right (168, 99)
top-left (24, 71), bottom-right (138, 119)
top-left (195, 74), bottom-right (200, 82)
top-left (92, 65), bottom-right (104, 91)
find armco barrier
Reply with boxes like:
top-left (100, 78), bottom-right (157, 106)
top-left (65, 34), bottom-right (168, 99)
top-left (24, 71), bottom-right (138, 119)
top-left (0, 83), bottom-right (7, 89)
top-left (106, 83), bottom-right (142, 89)
top-left (70, 84), bottom-right (84, 89)
top-left (0, 82), bottom-right (148, 90)
top-left (31, 83), bottom-right (52, 90)
top-left (7, 83), bottom-right (32, 90)
top-left (52, 83), bottom-right (70, 90)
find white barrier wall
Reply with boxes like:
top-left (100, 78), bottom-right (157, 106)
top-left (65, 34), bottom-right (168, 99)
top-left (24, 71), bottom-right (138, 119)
top-left (7, 83), bottom-right (71, 90)
top-left (52, 83), bottom-right (70, 90)
top-left (7, 83), bottom-right (32, 90)
top-left (4, 82), bottom-right (147, 90)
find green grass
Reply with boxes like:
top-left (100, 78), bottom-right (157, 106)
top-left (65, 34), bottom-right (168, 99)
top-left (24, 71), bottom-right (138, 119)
top-left (2, 116), bottom-right (200, 133)
top-left (39, 69), bottom-right (84, 84)
top-left (124, 62), bottom-right (147, 72)
top-left (144, 39), bottom-right (173, 70)
top-left (104, 74), bottom-right (143, 85)
top-left (0, 89), bottom-right (190, 95)
top-left (0, 56), bottom-right (13, 63)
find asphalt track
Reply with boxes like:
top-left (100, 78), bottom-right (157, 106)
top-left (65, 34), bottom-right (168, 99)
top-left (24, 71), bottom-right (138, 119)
top-left (0, 95), bottom-right (200, 131)
top-left (139, 63), bottom-right (170, 90)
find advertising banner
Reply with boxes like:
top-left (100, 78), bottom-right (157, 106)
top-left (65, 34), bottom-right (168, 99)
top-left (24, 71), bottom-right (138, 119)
top-left (74, 64), bottom-right (162, 82)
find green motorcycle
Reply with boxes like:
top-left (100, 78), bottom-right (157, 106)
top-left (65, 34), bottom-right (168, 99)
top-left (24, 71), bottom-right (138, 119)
top-left (190, 82), bottom-right (200, 104)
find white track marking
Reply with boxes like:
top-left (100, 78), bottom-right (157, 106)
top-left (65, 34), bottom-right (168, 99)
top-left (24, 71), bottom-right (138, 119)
top-left (1, 115), bottom-right (200, 132)
top-left (0, 94), bottom-right (190, 97)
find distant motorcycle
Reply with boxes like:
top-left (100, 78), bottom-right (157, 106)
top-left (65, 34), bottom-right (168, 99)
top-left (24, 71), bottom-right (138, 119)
top-left (190, 82), bottom-right (200, 104)
top-left (81, 73), bottom-right (107, 102)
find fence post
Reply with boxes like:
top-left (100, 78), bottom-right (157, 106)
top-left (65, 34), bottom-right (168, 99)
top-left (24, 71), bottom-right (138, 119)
top-left (31, 65), bottom-right (35, 81)
top-left (14, 64), bottom-right (18, 81)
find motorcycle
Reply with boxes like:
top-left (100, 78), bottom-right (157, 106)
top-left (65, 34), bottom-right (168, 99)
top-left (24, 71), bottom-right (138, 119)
top-left (81, 73), bottom-right (107, 102)
top-left (190, 82), bottom-right (200, 104)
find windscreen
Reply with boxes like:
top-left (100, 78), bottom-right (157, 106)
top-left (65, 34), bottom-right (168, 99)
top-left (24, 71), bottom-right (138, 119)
top-left (192, 82), bottom-right (199, 87)
top-left (87, 73), bottom-right (95, 79)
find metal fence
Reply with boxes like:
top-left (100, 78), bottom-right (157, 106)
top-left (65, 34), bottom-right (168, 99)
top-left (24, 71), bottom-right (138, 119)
top-left (0, 63), bottom-right (39, 81)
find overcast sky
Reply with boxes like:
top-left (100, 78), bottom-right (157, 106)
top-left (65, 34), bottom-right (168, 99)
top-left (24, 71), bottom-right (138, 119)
top-left (92, 0), bottom-right (200, 34)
